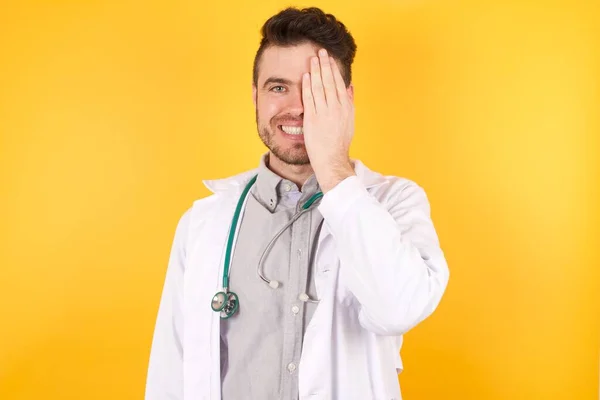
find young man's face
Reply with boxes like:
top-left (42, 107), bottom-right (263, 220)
top-left (253, 42), bottom-right (353, 166)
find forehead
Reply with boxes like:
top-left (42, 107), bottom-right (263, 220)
top-left (256, 42), bottom-right (319, 85)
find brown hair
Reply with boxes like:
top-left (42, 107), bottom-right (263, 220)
top-left (253, 7), bottom-right (357, 88)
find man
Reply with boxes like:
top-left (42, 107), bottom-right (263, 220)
top-left (145, 7), bottom-right (449, 400)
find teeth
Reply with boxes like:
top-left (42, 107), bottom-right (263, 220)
top-left (281, 125), bottom-right (304, 135)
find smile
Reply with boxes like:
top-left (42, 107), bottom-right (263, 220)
top-left (279, 125), bottom-right (304, 135)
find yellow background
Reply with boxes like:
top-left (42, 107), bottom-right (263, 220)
top-left (1, 0), bottom-right (598, 399)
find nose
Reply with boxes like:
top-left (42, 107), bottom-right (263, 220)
top-left (284, 88), bottom-right (304, 118)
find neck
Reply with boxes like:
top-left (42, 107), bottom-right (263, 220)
top-left (267, 153), bottom-right (314, 189)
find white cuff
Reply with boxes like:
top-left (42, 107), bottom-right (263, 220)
top-left (318, 175), bottom-right (370, 227)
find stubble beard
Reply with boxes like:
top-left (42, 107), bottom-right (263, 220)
top-left (256, 111), bottom-right (310, 166)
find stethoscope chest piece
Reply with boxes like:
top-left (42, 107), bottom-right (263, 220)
top-left (211, 291), bottom-right (239, 319)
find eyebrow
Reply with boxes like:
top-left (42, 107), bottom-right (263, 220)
top-left (262, 77), bottom-right (294, 89)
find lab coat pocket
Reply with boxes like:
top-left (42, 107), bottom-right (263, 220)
top-left (313, 234), bottom-right (335, 299)
top-left (313, 233), bottom-right (353, 307)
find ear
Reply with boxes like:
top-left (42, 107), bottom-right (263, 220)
top-left (346, 84), bottom-right (354, 103)
top-left (252, 84), bottom-right (257, 108)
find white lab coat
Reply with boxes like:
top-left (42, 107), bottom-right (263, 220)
top-left (145, 160), bottom-right (449, 400)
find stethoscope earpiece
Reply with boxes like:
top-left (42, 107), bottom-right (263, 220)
top-left (269, 280), bottom-right (280, 289)
top-left (299, 292), bottom-right (319, 303)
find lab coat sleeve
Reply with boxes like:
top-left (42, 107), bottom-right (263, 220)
top-left (144, 209), bottom-right (190, 400)
top-left (318, 175), bottom-right (449, 336)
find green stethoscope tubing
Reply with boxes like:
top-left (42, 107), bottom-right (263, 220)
top-left (211, 174), bottom-right (323, 319)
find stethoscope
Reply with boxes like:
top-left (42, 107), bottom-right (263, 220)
top-left (211, 174), bottom-right (324, 319)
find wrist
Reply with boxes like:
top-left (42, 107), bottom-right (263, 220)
top-left (316, 162), bottom-right (355, 193)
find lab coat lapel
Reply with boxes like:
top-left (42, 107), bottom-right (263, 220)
top-left (184, 170), bottom-right (259, 400)
top-left (184, 194), bottom-right (239, 400)
top-left (298, 161), bottom-right (387, 398)
top-left (299, 222), bottom-right (335, 399)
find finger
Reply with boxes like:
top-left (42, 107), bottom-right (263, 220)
top-left (330, 56), bottom-right (350, 107)
top-left (310, 56), bottom-right (326, 111)
top-left (318, 49), bottom-right (337, 105)
top-left (302, 72), bottom-right (316, 115)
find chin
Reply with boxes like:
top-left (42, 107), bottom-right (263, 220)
top-left (270, 146), bottom-right (310, 166)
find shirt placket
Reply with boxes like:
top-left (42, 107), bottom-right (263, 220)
top-left (280, 203), bottom-right (310, 399)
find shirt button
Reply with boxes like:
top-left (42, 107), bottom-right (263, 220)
top-left (287, 362), bottom-right (297, 373)
top-left (284, 184), bottom-right (291, 192)
top-left (291, 305), bottom-right (299, 315)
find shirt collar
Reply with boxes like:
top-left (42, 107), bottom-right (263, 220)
top-left (202, 154), bottom-right (386, 195)
top-left (254, 153), bottom-right (321, 212)
top-left (254, 153), bottom-right (282, 211)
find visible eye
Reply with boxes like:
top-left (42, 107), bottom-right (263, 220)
top-left (270, 85), bottom-right (286, 93)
